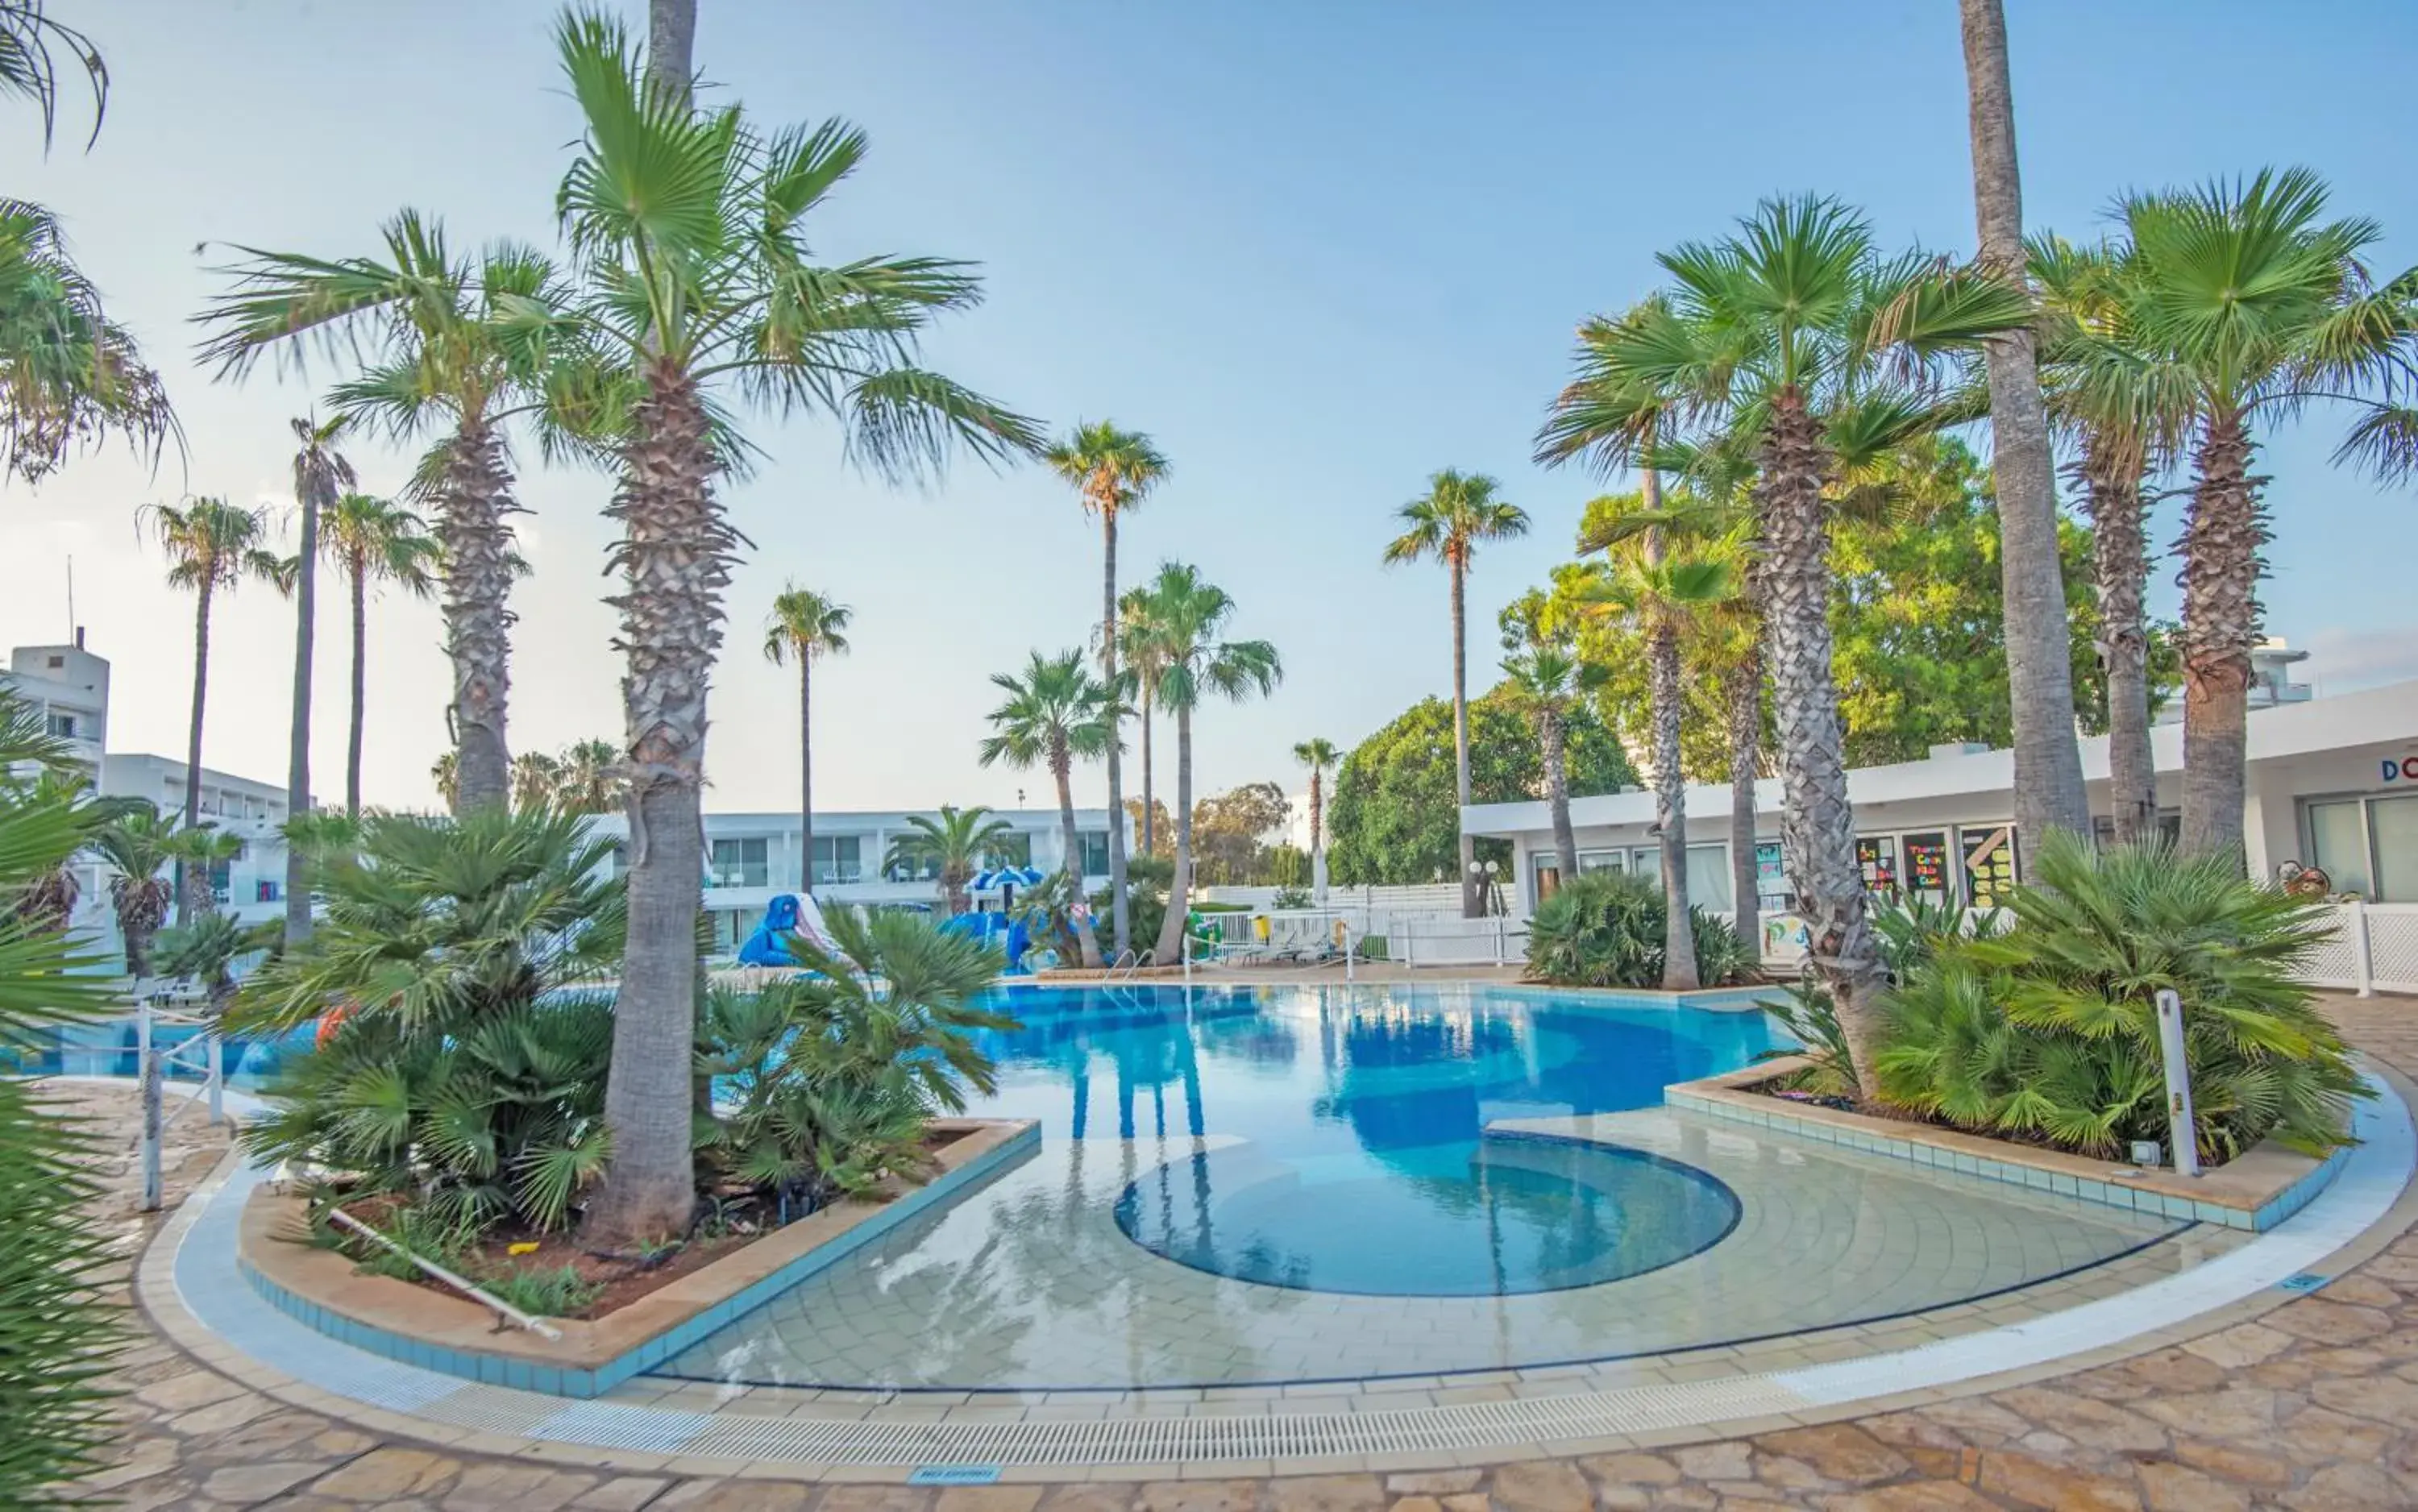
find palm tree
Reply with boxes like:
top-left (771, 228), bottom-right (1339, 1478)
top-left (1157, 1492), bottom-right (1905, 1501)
top-left (1045, 422), bottom-right (1170, 959)
top-left (90, 803), bottom-right (177, 978)
top-left (551, 738), bottom-right (620, 815)
top-left (886, 804), bottom-right (1015, 917)
top-left (139, 496), bottom-right (285, 925)
top-left (510, 750), bottom-right (565, 812)
top-left (1570, 505), bottom-right (1739, 988)
top-left (1140, 563), bottom-right (1282, 963)
top-left (1118, 584), bottom-right (1174, 858)
top-left (762, 586), bottom-right (851, 895)
top-left (1958, 0), bottom-right (2091, 845)
top-left (168, 824), bottom-right (242, 923)
top-left (2, 0), bottom-right (110, 147)
top-left (279, 415), bottom-right (354, 944)
top-left (1, 198), bottom-right (175, 484)
top-left (1292, 737), bottom-right (1338, 902)
top-left (1497, 648), bottom-right (1604, 896)
top-left (319, 493), bottom-right (438, 816)
top-left (981, 650), bottom-right (1114, 966)
top-left (198, 213), bottom-right (571, 818)
top-left (2030, 235), bottom-right (2192, 845)
top-left (1539, 297), bottom-right (1730, 982)
top-left (1381, 470), bottom-right (1528, 917)
top-left (2117, 168), bottom-right (2417, 854)
top-left (1588, 195), bottom-right (2031, 1094)
top-left (545, 10), bottom-right (1039, 1244)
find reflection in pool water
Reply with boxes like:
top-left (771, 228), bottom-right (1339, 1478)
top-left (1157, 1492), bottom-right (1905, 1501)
top-left (971, 983), bottom-right (1773, 1297)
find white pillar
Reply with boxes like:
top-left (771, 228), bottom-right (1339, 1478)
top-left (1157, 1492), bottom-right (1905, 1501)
top-left (2354, 901), bottom-right (2377, 998)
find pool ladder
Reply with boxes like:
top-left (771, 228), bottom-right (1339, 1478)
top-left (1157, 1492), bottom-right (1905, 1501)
top-left (1107, 948), bottom-right (1153, 981)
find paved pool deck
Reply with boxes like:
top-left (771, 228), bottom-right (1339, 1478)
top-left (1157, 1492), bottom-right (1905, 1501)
top-left (67, 992), bottom-right (2418, 1510)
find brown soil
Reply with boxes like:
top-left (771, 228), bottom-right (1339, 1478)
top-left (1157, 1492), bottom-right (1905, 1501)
top-left (327, 1129), bottom-right (959, 1322)
top-left (1740, 1070), bottom-right (2217, 1166)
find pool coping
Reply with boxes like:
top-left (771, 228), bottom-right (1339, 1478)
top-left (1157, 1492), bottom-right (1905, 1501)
top-left (1667, 1057), bottom-right (2348, 1230)
top-left (132, 1064), bottom-right (2416, 1477)
top-left (237, 1116), bottom-right (1041, 1398)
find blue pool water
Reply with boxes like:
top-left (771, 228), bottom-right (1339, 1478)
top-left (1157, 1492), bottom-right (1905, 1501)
top-left (5, 1018), bottom-right (312, 1090)
top-left (961, 983), bottom-right (1779, 1297)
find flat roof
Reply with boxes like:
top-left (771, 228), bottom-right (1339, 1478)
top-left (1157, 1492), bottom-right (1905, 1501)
top-left (1463, 677), bottom-right (2418, 837)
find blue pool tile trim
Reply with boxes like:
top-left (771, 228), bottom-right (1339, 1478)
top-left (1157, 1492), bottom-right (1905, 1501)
top-left (1490, 982), bottom-right (1790, 1014)
top-left (240, 1119), bottom-right (1042, 1398)
top-left (1664, 1086), bottom-right (2348, 1232)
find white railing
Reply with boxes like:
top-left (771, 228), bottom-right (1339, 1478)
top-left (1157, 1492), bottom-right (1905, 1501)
top-left (1197, 882), bottom-right (1517, 918)
top-left (2300, 902), bottom-right (2418, 997)
top-left (1391, 912), bottom-right (1527, 969)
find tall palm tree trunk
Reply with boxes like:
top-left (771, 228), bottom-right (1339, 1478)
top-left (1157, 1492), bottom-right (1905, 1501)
top-left (1961, 0), bottom-right (2092, 849)
top-left (345, 553), bottom-right (368, 817)
top-left (177, 584), bottom-right (212, 927)
top-left (649, 0), bottom-right (695, 98)
top-left (1451, 559), bottom-right (1479, 917)
top-left (591, 368), bottom-right (731, 1244)
top-left (1724, 648), bottom-right (1763, 962)
top-left (1138, 689), bottom-right (1156, 856)
top-left (1759, 388), bottom-right (1885, 1095)
top-left (2083, 436), bottom-right (2158, 844)
top-left (1308, 767), bottom-right (1325, 891)
top-left (1541, 707), bottom-right (1577, 883)
top-left (1100, 510), bottom-right (1130, 956)
top-left (1153, 703), bottom-right (1196, 963)
top-left (439, 421), bottom-right (516, 815)
top-left (1053, 749), bottom-right (1102, 969)
top-left (2179, 410), bottom-right (2260, 858)
top-left (797, 656), bottom-right (814, 895)
top-left (1648, 617), bottom-right (1699, 989)
top-left (285, 489), bottom-right (318, 945)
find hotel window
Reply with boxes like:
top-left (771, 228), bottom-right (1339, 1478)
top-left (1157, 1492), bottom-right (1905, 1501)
top-left (44, 712), bottom-right (75, 738)
top-left (1685, 843), bottom-right (1734, 912)
top-left (708, 837), bottom-right (770, 888)
top-left (983, 832), bottom-right (1033, 869)
top-left (2306, 794), bottom-right (2418, 902)
top-left (1076, 831), bottom-right (1110, 878)
top-left (811, 835), bottom-right (861, 886)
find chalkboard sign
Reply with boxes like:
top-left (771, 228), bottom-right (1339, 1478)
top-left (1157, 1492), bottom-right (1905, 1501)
top-left (1905, 832), bottom-right (1950, 898)
top-left (1856, 836), bottom-right (1897, 891)
top-left (1961, 825), bottom-right (2017, 908)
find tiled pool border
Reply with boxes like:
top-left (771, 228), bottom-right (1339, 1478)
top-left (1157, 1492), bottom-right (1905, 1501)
top-left (1667, 1063), bottom-right (2348, 1232)
top-left (238, 1119), bottom-right (1041, 1398)
top-left (140, 1066), bottom-right (2414, 1473)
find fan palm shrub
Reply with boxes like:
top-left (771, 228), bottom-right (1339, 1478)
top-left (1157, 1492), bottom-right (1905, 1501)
top-left (1523, 869), bottom-right (1750, 991)
top-left (0, 687), bottom-right (123, 1501)
top-left (93, 801), bottom-right (177, 977)
top-left (696, 906), bottom-right (1014, 1211)
top-left (1876, 834), bottom-right (2364, 1161)
top-left (232, 808), bottom-right (627, 1235)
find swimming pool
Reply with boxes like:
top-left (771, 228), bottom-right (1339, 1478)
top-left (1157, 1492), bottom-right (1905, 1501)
top-left (654, 982), bottom-right (2211, 1391)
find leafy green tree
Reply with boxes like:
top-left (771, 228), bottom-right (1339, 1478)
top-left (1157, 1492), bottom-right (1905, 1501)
top-left (762, 586), bottom-right (851, 893)
top-left (980, 650), bottom-right (1114, 966)
top-left (1045, 422), bottom-right (1169, 957)
top-left (884, 804), bottom-right (1014, 916)
top-left (139, 496), bottom-right (286, 924)
top-left (2117, 168), bottom-right (2416, 854)
top-left (1381, 469), bottom-right (1529, 916)
top-left (1189, 781), bottom-right (1290, 886)
top-left (1327, 687), bottom-right (1635, 887)
top-left (1137, 563), bottom-right (1282, 962)
top-left (539, 10), bottom-right (1038, 1244)
top-left (319, 492), bottom-right (438, 816)
top-left (0, 688), bottom-right (121, 1502)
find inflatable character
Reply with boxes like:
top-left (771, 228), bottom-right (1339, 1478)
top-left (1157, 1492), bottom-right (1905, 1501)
top-left (737, 895), bottom-right (805, 966)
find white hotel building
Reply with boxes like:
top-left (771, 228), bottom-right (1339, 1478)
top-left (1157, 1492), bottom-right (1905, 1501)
top-left (4, 639), bottom-right (1125, 970)
top-left (1464, 672), bottom-right (2418, 957)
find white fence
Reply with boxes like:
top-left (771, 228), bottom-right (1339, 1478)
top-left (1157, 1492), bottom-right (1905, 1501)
top-left (2299, 902), bottom-right (2418, 996)
top-left (1196, 882), bottom-right (1514, 917)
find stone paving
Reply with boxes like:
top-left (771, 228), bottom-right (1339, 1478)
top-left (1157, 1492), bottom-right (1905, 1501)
top-left (56, 995), bottom-right (2418, 1509)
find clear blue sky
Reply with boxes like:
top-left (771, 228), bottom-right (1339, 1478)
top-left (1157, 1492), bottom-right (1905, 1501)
top-left (10, 0), bottom-right (2416, 813)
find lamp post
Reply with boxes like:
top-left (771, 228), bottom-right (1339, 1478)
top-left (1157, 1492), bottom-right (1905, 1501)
top-left (1467, 858), bottom-right (1502, 918)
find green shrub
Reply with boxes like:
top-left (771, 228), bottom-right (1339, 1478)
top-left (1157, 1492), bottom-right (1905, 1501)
top-left (1270, 884), bottom-right (1314, 911)
top-left (1876, 836), bottom-right (2366, 1161)
top-left (697, 907), bottom-right (1016, 1211)
top-left (235, 808), bottom-right (627, 1236)
top-left (1523, 870), bottom-right (1751, 988)
top-left (480, 1263), bottom-right (603, 1319)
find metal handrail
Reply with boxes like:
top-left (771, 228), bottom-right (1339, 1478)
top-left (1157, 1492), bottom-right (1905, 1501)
top-left (325, 1206), bottom-right (564, 1340)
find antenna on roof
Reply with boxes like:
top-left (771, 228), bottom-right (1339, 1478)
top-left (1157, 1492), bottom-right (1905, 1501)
top-left (65, 555), bottom-right (74, 642)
